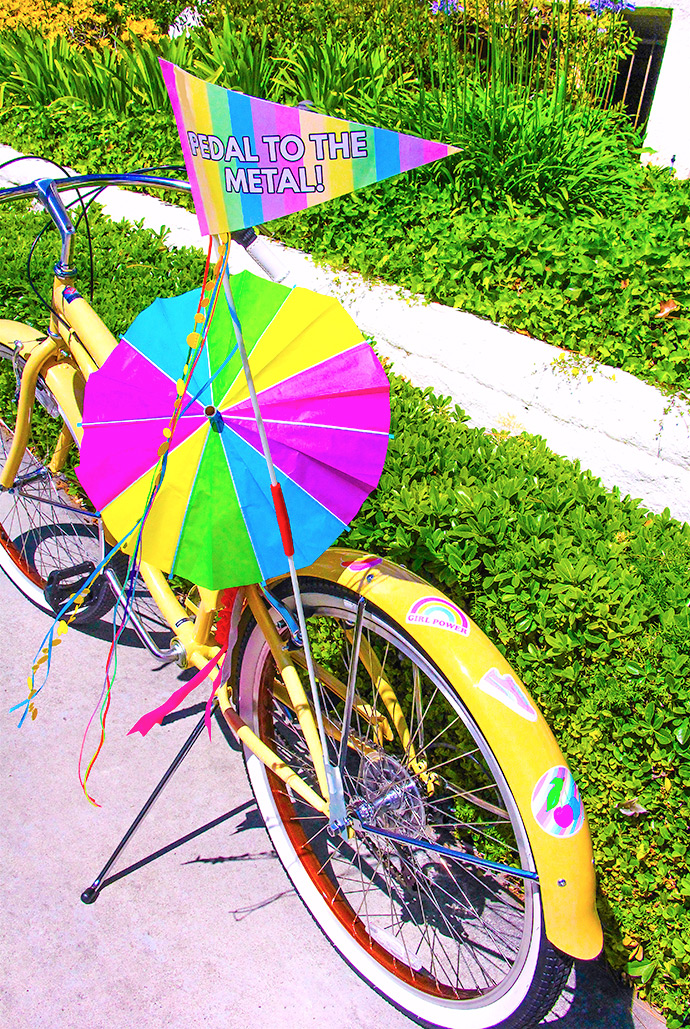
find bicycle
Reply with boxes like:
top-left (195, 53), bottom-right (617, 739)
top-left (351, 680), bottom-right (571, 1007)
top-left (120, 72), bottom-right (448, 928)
top-left (0, 167), bottom-right (603, 1029)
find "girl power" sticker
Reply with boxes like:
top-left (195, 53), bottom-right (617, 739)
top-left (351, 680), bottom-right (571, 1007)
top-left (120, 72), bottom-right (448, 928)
top-left (406, 597), bottom-right (470, 636)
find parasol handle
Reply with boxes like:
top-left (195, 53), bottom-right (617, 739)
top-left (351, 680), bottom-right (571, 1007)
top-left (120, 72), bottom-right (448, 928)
top-left (218, 240), bottom-right (347, 833)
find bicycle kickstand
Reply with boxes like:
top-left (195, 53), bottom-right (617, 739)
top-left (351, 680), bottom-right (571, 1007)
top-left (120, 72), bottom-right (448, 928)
top-left (80, 703), bottom-right (215, 904)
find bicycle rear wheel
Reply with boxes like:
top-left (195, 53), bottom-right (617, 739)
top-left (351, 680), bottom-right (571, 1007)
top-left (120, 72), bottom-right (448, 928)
top-left (0, 341), bottom-right (118, 623)
top-left (238, 577), bottom-right (571, 1029)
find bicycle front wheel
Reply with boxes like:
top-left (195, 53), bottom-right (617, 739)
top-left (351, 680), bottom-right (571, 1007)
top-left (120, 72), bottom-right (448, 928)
top-left (238, 577), bottom-right (571, 1029)
top-left (0, 340), bottom-right (117, 623)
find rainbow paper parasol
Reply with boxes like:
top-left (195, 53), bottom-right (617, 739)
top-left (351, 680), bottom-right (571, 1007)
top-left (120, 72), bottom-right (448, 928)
top-left (76, 271), bottom-right (390, 588)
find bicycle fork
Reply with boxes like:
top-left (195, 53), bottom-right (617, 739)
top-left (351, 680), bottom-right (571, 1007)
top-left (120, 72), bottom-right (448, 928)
top-left (0, 336), bottom-right (59, 490)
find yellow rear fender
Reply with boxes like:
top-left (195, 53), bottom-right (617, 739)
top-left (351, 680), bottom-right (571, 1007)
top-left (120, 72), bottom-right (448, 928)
top-left (295, 547), bottom-right (603, 962)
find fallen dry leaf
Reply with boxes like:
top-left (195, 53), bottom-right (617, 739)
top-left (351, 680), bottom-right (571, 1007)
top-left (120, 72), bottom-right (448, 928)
top-left (618, 798), bottom-right (648, 817)
top-left (654, 297), bottom-right (680, 319)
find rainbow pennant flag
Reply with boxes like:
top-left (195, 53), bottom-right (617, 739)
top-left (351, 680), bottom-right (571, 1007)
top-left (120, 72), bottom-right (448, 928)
top-left (161, 60), bottom-right (459, 237)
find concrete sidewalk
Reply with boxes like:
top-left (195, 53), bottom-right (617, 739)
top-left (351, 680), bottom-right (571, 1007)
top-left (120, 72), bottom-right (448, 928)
top-left (0, 571), bottom-right (664, 1029)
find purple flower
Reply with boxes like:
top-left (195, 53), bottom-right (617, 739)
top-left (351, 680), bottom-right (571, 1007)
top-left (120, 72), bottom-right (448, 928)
top-left (589, 0), bottom-right (635, 13)
top-left (430, 0), bottom-right (463, 14)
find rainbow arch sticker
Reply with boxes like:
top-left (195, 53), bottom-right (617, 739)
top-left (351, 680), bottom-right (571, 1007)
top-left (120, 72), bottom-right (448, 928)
top-left (475, 667), bottom-right (537, 722)
top-left (531, 766), bottom-right (585, 839)
top-left (405, 597), bottom-right (470, 636)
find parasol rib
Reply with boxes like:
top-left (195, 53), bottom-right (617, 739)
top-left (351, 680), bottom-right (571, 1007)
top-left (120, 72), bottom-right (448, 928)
top-left (218, 242), bottom-right (347, 829)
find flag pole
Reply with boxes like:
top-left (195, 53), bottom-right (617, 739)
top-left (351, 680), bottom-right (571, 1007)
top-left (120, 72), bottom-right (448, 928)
top-left (217, 241), bottom-right (348, 832)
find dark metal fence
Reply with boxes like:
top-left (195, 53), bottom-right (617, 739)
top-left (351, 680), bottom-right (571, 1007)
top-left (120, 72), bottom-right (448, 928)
top-left (609, 9), bottom-right (672, 129)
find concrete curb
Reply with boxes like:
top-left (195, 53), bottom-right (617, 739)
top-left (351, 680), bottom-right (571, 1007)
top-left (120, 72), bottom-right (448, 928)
top-left (2, 144), bottom-right (688, 524)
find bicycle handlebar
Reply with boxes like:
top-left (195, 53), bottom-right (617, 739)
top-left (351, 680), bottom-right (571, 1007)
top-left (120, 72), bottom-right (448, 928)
top-left (0, 171), bottom-right (192, 202)
top-left (0, 169), bottom-right (291, 285)
top-left (0, 172), bottom-right (193, 275)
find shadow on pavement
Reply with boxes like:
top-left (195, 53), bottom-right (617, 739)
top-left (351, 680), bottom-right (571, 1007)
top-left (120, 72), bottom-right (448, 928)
top-left (161, 699), bottom-right (243, 754)
top-left (545, 956), bottom-right (663, 1028)
top-left (229, 889), bottom-right (294, 921)
top-left (94, 799), bottom-right (258, 896)
top-left (74, 611), bottom-right (171, 651)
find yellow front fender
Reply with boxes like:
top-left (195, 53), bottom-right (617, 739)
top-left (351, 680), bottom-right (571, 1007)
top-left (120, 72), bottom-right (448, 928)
top-left (0, 319), bottom-right (85, 444)
top-left (297, 547), bottom-right (603, 961)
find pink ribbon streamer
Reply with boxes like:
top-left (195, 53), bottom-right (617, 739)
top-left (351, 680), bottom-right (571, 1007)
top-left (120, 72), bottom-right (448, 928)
top-left (202, 588), bottom-right (243, 740)
top-left (204, 677), bottom-right (218, 742)
top-left (128, 648), bottom-right (226, 738)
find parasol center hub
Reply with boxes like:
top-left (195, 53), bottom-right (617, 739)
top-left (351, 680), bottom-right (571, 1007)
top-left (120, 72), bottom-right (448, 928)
top-left (205, 405), bottom-right (224, 433)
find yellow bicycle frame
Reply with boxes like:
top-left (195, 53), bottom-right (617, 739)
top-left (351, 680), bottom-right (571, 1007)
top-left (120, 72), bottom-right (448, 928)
top-left (0, 275), bottom-right (602, 964)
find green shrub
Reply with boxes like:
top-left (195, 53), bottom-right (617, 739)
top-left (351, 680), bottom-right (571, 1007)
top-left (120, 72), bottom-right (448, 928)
top-left (0, 0), bottom-right (642, 211)
top-left (0, 203), bottom-right (204, 337)
top-left (0, 202), bottom-right (204, 473)
top-left (0, 101), bottom-right (182, 181)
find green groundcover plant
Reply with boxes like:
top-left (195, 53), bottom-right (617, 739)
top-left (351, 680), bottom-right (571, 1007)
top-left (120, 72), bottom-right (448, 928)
top-left (272, 169), bottom-right (690, 394)
top-left (1, 203), bottom-right (689, 1024)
